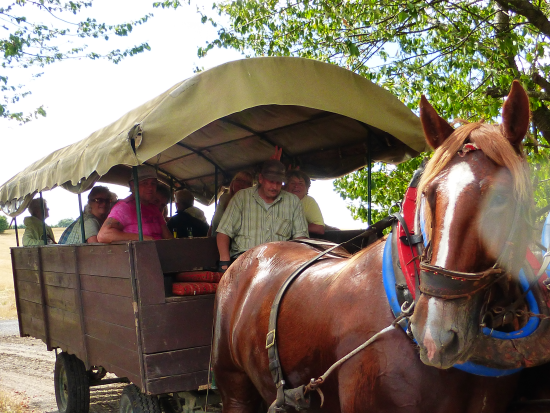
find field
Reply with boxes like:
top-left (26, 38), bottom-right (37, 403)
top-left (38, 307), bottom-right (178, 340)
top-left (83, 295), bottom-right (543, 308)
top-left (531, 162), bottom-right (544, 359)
top-left (0, 228), bottom-right (66, 319)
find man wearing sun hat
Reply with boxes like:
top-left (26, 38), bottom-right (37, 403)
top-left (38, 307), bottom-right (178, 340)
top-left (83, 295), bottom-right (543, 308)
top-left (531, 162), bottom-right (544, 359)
top-left (216, 159), bottom-right (309, 271)
top-left (98, 165), bottom-right (172, 243)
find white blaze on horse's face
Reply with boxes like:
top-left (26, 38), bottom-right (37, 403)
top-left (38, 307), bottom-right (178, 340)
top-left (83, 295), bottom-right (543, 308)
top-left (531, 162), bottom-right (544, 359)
top-left (434, 162), bottom-right (475, 268)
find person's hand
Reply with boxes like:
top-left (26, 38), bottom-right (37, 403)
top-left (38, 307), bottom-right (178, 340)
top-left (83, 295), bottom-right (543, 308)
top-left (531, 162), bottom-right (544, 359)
top-left (143, 235), bottom-right (155, 241)
top-left (270, 146), bottom-right (282, 161)
top-left (218, 260), bottom-right (231, 273)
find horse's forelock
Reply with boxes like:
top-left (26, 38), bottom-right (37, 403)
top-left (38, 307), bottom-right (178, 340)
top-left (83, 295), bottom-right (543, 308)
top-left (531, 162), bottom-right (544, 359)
top-left (417, 121), bottom-right (532, 242)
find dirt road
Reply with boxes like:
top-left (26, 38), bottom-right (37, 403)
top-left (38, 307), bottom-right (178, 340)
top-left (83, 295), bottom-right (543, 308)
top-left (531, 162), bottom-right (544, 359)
top-left (0, 320), bottom-right (124, 413)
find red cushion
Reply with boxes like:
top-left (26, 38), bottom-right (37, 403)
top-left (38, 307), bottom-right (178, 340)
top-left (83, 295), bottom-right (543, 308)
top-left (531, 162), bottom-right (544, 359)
top-left (172, 282), bottom-right (218, 296)
top-left (175, 271), bottom-right (223, 283)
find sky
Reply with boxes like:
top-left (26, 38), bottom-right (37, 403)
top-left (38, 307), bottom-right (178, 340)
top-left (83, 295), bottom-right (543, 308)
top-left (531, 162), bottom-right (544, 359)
top-left (0, 0), bottom-right (366, 230)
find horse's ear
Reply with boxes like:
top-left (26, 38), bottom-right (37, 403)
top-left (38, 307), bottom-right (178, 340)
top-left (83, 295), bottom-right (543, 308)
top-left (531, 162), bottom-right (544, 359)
top-left (501, 80), bottom-right (530, 151)
top-left (420, 95), bottom-right (455, 149)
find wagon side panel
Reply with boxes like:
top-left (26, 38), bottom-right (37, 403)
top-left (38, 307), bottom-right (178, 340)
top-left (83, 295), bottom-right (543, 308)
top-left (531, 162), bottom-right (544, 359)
top-left (77, 243), bottom-right (142, 388)
top-left (12, 246), bottom-right (86, 358)
top-left (134, 239), bottom-right (218, 394)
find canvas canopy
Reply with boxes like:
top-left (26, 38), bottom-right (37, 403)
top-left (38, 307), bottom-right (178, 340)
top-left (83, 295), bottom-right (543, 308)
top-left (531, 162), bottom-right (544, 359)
top-left (0, 57), bottom-right (427, 217)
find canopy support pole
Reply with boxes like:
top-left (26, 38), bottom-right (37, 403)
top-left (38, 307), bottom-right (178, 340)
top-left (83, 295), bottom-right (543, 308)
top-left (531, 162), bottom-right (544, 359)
top-left (78, 193), bottom-right (86, 243)
top-left (132, 166), bottom-right (144, 242)
top-left (40, 192), bottom-right (47, 245)
top-left (367, 148), bottom-right (372, 227)
top-left (14, 217), bottom-right (19, 247)
top-left (214, 166), bottom-right (218, 211)
top-left (169, 177), bottom-right (174, 217)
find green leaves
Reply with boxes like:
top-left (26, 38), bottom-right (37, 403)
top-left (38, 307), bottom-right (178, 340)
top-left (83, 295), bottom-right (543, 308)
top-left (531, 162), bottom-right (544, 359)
top-left (1, 0), bottom-right (156, 121)
top-left (334, 155), bottom-right (428, 224)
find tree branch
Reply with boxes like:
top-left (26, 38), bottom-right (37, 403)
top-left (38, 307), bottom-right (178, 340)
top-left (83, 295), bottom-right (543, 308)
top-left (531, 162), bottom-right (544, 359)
top-left (532, 104), bottom-right (550, 146)
top-left (494, 0), bottom-right (550, 38)
top-left (533, 72), bottom-right (550, 91)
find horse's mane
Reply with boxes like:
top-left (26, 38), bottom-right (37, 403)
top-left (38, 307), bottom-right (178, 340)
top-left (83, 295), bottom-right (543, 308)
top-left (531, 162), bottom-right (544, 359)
top-left (416, 121), bottom-right (532, 241)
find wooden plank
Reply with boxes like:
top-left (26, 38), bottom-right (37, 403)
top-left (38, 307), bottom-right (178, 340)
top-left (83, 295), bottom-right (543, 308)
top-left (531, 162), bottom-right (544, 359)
top-left (81, 291), bottom-right (135, 328)
top-left (37, 248), bottom-right (52, 350)
top-left (16, 280), bottom-right (42, 305)
top-left (48, 306), bottom-right (84, 358)
top-left (84, 317), bottom-right (137, 351)
top-left (45, 285), bottom-right (78, 313)
top-left (44, 272), bottom-right (77, 289)
top-left (20, 313), bottom-right (46, 342)
top-left (15, 269), bottom-right (39, 283)
top-left (87, 335), bottom-right (142, 389)
top-left (146, 370), bottom-right (209, 395)
top-left (11, 248), bottom-right (39, 271)
top-left (41, 246), bottom-right (76, 273)
top-left (11, 252), bottom-right (24, 338)
top-left (18, 300), bottom-right (46, 339)
top-left (80, 275), bottom-right (133, 297)
top-left (140, 296), bottom-right (215, 353)
top-left (73, 248), bottom-right (89, 368)
top-left (143, 346), bottom-right (210, 380)
top-left (77, 244), bottom-right (132, 277)
top-left (133, 243), bottom-right (164, 305)
top-left (155, 238), bottom-right (218, 274)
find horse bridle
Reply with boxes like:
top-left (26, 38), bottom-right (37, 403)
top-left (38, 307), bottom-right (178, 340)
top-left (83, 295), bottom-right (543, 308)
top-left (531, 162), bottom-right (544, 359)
top-left (417, 144), bottom-right (524, 301)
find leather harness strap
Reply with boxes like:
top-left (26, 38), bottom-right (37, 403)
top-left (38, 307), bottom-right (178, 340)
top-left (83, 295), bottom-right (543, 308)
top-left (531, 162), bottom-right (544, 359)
top-left (391, 212), bottom-right (422, 301)
top-left (265, 215), bottom-right (396, 411)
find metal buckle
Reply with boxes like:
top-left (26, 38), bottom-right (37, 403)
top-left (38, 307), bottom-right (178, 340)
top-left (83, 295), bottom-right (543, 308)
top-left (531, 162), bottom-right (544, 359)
top-left (266, 329), bottom-right (276, 349)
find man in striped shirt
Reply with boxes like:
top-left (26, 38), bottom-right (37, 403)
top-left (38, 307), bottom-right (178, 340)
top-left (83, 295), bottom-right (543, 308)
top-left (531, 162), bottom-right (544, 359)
top-left (216, 160), bottom-right (309, 271)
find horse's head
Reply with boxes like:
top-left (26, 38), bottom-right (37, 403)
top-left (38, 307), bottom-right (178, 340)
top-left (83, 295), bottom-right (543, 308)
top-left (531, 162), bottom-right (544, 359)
top-left (410, 81), bottom-right (532, 369)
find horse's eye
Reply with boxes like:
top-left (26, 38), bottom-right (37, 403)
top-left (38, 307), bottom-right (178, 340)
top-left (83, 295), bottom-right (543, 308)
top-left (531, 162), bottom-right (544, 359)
top-left (489, 192), bottom-right (508, 208)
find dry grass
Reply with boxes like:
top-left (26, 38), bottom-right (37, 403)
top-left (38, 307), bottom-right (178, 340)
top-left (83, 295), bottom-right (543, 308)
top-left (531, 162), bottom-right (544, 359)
top-left (0, 228), bottom-right (66, 320)
top-left (0, 389), bottom-right (30, 413)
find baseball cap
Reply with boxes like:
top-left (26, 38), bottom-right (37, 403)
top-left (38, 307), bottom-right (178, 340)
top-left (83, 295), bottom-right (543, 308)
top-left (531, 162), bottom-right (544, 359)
top-left (261, 160), bottom-right (286, 182)
top-left (129, 165), bottom-right (158, 186)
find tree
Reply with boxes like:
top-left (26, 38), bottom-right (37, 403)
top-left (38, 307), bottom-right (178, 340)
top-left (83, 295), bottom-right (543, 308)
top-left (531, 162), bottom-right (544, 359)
top-left (0, 215), bottom-right (8, 233)
top-left (198, 0), bottom-right (550, 224)
top-left (56, 218), bottom-right (74, 228)
top-left (1, 0), bottom-right (182, 122)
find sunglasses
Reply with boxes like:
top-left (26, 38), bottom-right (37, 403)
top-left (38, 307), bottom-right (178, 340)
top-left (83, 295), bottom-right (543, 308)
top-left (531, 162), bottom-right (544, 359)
top-left (92, 198), bottom-right (111, 204)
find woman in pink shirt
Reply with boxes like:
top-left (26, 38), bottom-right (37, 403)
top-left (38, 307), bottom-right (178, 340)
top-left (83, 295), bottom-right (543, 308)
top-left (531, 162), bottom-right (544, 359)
top-left (97, 166), bottom-right (172, 242)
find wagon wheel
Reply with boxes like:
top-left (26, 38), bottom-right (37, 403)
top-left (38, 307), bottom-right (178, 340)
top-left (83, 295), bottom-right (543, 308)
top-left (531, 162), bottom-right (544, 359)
top-left (119, 384), bottom-right (161, 413)
top-left (54, 352), bottom-right (90, 413)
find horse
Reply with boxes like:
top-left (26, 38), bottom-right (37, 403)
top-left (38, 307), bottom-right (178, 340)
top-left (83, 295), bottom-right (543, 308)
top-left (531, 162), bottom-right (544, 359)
top-left (212, 81), bottom-right (531, 413)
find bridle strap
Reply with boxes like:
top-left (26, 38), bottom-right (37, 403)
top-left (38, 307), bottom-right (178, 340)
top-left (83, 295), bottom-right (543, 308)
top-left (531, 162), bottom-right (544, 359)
top-left (419, 262), bottom-right (504, 299)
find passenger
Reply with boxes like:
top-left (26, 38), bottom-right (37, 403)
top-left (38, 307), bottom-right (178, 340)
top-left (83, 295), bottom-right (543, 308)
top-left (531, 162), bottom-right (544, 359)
top-left (97, 166), bottom-right (172, 242)
top-left (167, 190), bottom-right (210, 238)
top-left (176, 189), bottom-right (208, 224)
top-left (22, 198), bottom-right (56, 246)
top-left (285, 170), bottom-right (325, 235)
top-left (154, 184), bottom-right (172, 222)
top-left (210, 171), bottom-right (254, 235)
top-left (58, 186), bottom-right (113, 244)
top-left (216, 160), bottom-right (308, 271)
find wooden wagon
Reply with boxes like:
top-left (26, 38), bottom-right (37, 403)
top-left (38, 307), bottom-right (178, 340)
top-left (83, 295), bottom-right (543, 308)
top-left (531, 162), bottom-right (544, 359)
top-left (1, 57), bottom-right (426, 413)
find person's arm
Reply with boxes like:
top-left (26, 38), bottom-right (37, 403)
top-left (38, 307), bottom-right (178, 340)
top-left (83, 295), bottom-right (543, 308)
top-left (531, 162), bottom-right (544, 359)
top-left (97, 217), bottom-right (154, 243)
top-left (23, 227), bottom-right (46, 246)
top-left (161, 223), bottom-right (173, 239)
top-left (22, 221), bottom-right (47, 246)
top-left (308, 223), bottom-right (325, 235)
top-left (217, 232), bottom-right (231, 261)
top-left (303, 196), bottom-right (325, 235)
top-left (291, 200), bottom-right (309, 240)
top-left (217, 232), bottom-right (232, 270)
top-left (86, 235), bottom-right (99, 243)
